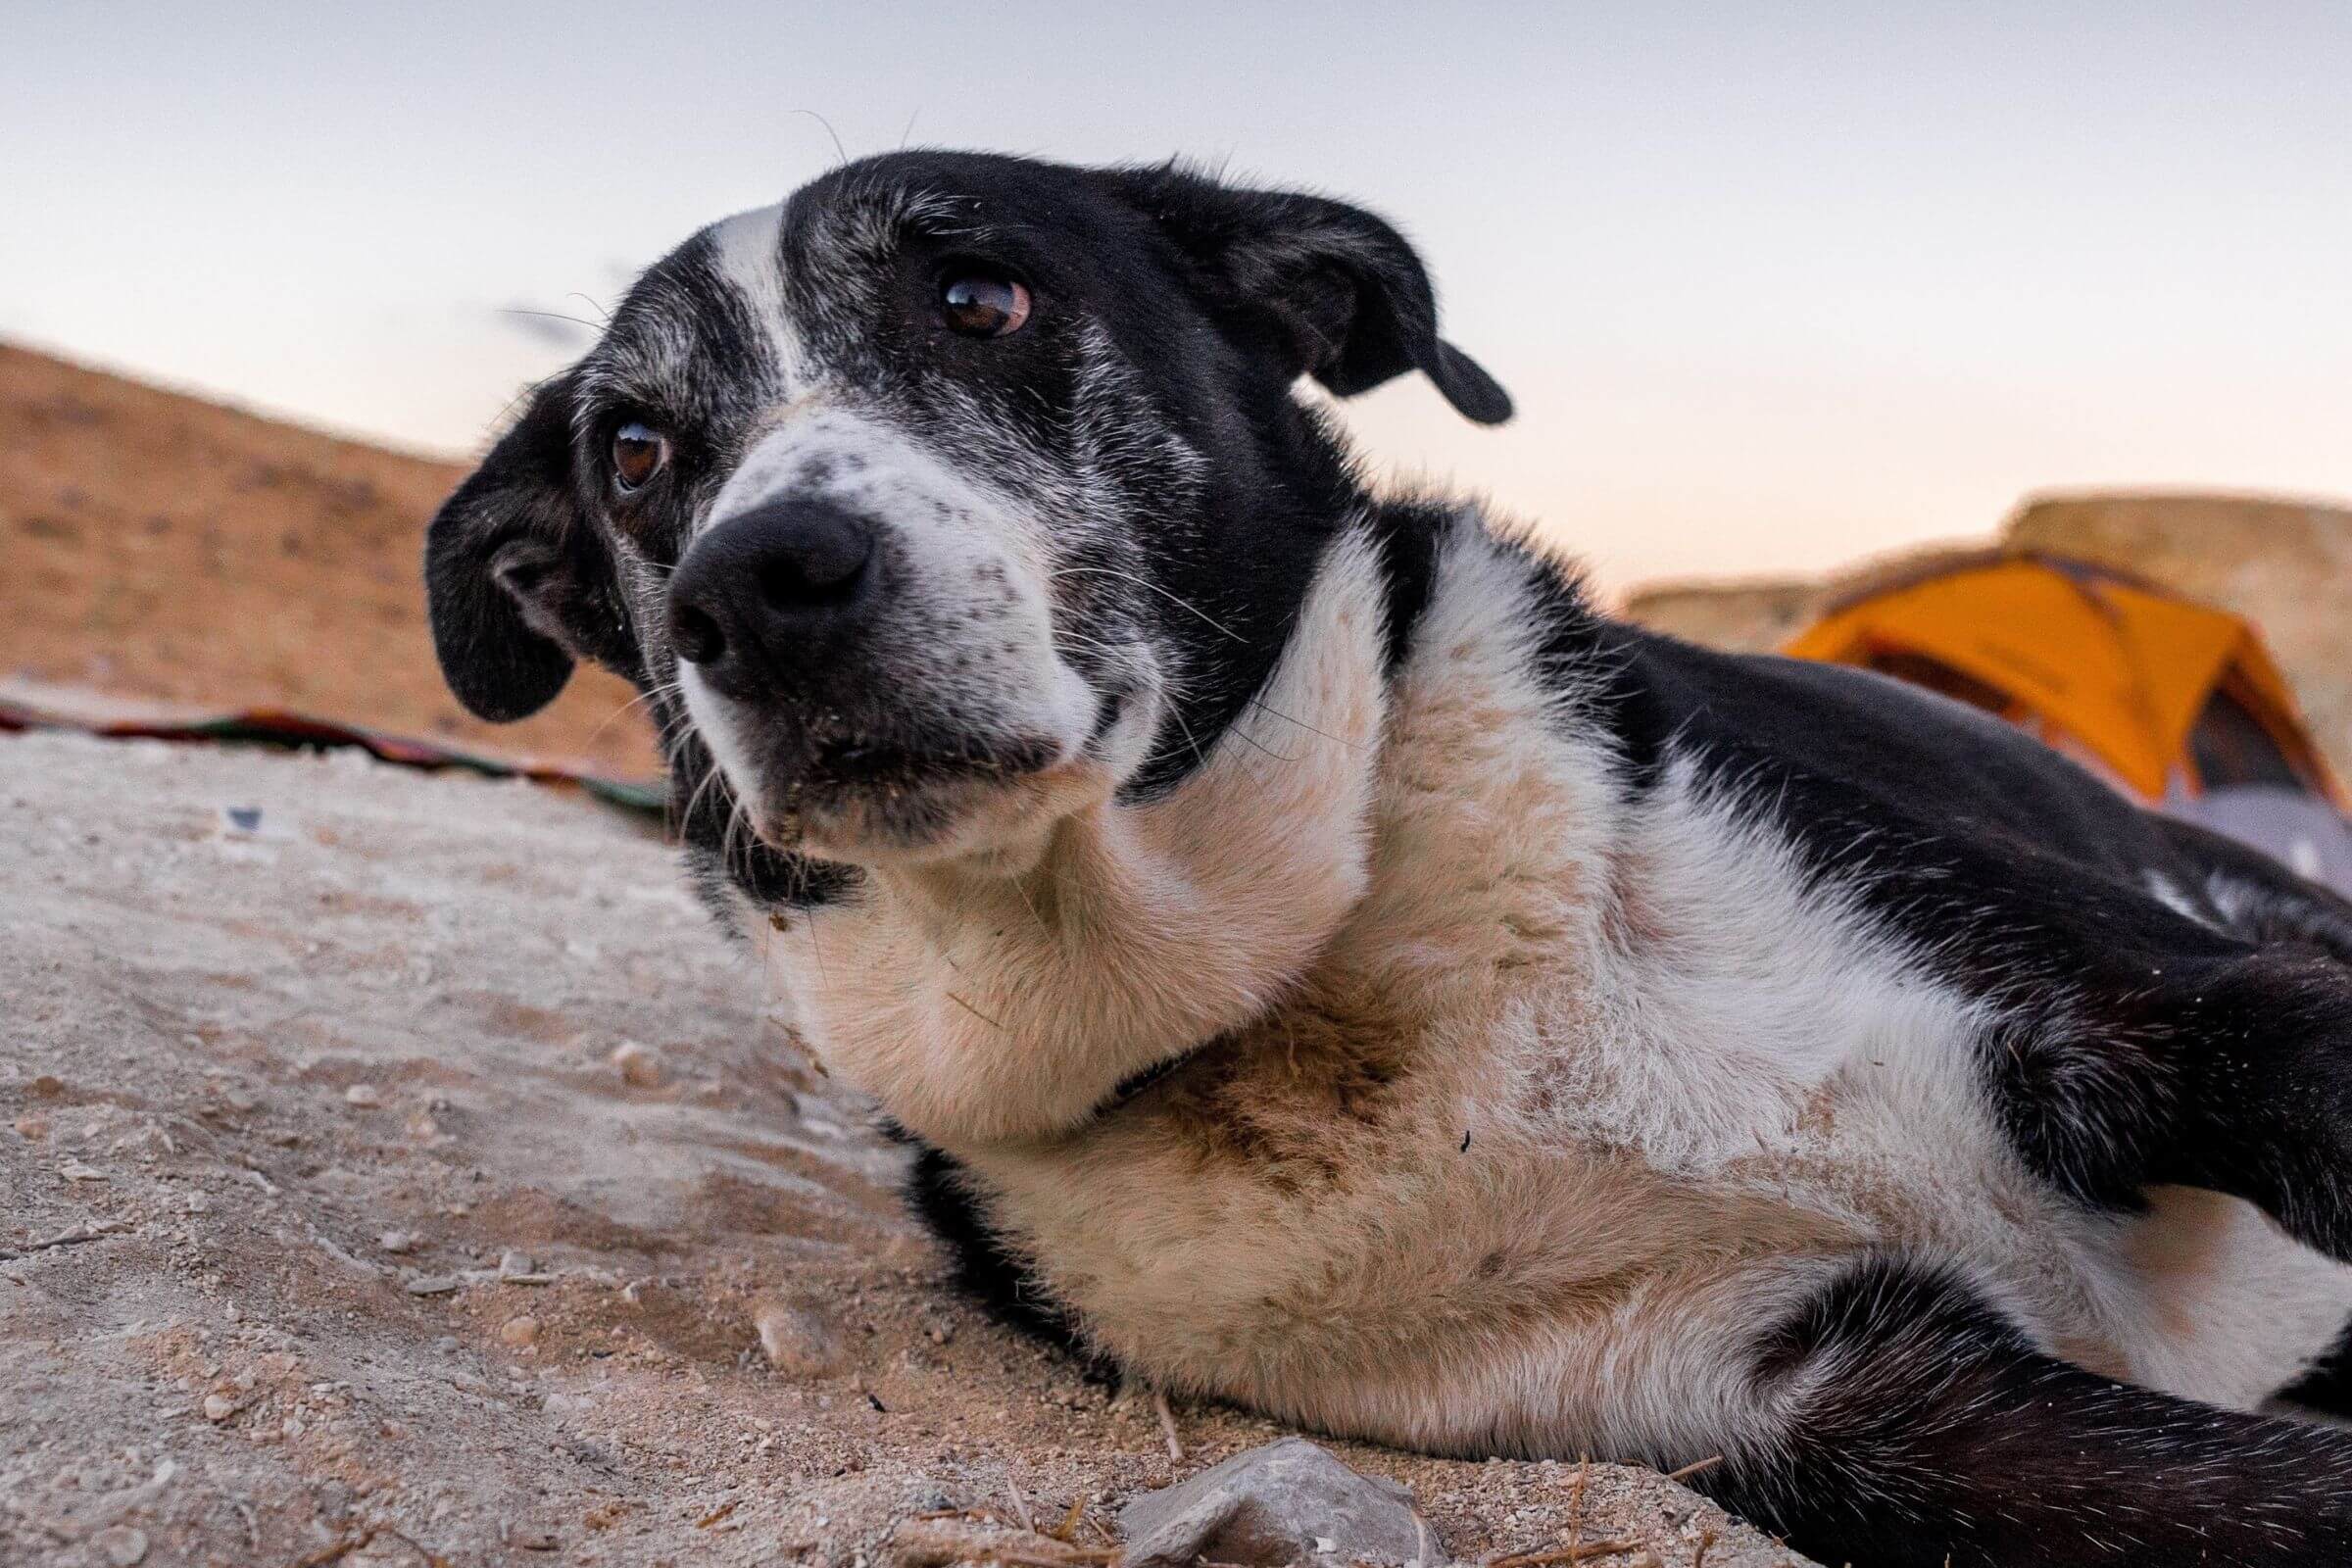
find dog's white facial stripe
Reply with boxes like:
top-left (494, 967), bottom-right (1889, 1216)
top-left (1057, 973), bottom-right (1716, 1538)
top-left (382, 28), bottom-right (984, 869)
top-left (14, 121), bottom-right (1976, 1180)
top-left (570, 203), bottom-right (806, 477)
top-left (706, 202), bottom-right (806, 398)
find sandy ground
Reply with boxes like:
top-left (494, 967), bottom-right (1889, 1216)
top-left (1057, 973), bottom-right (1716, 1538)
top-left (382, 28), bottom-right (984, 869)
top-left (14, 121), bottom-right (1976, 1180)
top-left (0, 730), bottom-right (1815, 1568)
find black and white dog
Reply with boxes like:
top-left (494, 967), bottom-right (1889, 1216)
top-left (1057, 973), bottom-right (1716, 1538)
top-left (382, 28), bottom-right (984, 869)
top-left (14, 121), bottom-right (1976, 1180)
top-left (426, 151), bottom-right (2352, 1567)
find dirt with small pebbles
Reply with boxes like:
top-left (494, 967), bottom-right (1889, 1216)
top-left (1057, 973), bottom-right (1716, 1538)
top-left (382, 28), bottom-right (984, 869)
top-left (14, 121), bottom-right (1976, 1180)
top-left (0, 729), bottom-right (1816, 1567)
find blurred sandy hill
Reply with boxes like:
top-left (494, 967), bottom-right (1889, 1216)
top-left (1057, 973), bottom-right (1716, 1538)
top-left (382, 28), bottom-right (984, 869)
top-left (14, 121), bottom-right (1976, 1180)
top-left (0, 341), bottom-right (659, 778)
top-left (1624, 491), bottom-right (2352, 778)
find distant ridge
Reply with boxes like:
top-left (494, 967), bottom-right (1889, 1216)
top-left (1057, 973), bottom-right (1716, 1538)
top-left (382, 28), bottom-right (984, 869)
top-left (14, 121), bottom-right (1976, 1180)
top-left (0, 341), bottom-right (657, 777)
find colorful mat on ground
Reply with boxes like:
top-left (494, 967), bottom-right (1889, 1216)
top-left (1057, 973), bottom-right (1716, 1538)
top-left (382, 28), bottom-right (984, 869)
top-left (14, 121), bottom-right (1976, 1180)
top-left (0, 691), bottom-right (666, 813)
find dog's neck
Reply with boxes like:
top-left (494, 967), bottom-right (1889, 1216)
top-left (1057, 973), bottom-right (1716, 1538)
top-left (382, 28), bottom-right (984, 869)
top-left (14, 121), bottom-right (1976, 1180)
top-left (762, 523), bottom-right (1397, 1149)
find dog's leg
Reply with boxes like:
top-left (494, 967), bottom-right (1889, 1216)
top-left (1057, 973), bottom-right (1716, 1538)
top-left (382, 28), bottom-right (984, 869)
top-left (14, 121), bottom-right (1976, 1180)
top-left (1989, 932), bottom-right (2352, 1262)
top-left (1879, 820), bottom-right (2352, 1259)
top-left (2152, 951), bottom-right (2352, 1261)
top-left (1705, 1259), bottom-right (2352, 1568)
top-left (2279, 1320), bottom-right (2352, 1421)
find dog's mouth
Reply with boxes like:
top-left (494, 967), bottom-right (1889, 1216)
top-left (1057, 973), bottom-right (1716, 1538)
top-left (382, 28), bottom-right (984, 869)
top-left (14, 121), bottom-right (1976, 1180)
top-left (737, 729), bottom-right (1064, 858)
top-left (700, 688), bottom-right (1148, 869)
top-left (801, 732), bottom-right (1064, 795)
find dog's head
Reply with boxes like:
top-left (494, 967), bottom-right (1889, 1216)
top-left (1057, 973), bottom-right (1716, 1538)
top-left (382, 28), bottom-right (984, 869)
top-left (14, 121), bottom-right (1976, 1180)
top-left (427, 151), bottom-right (1505, 885)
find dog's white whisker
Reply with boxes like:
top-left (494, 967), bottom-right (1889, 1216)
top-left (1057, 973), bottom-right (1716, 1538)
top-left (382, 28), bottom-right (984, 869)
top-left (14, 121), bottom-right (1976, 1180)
top-left (585, 678), bottom-right (685, 750)
top-left (1052, 565), bottom-right (1248, 643)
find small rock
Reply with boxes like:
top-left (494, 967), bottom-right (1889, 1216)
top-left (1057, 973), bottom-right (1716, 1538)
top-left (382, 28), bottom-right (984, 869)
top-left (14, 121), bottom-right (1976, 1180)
top-left (611, 1041), bottom-right (662, 1088)
top-left (93, 1525), bottom-right (150, 1566)
top-left (513, 1528), bottom-right (560, 1551)
top-left (202, 1393), bottom-right (237, 1422)
top-left (500, 1315), bottom-right (541, 1348)
top-left (753, 1300), bottom-right (842, 1378)
top-left (1119, 1438), bottom-right (1441, 1568)
top-left (499, 1249), bottom-right (536, 1278)
top-left (59, 1159), bottom-right (110, 1182)
top-left (112, 1123), bottom-right (176, 1160)
top-left (343, 1084), bottom-right (381, 1108)
top-left (30, 1074), bottom-right (66, 1097)
top-left (405, 1274), bottom-right (461, 1297)
top-left (378, 1229), bottom-right (418, 1254)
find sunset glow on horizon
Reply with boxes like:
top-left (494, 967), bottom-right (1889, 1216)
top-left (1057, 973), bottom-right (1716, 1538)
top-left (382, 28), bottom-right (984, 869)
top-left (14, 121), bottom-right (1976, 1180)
top-left (9, 3), bottom-right (2348, 590)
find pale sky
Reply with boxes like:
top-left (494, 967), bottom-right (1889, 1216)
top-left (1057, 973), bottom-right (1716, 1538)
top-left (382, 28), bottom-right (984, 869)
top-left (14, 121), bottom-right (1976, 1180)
top-left (8, 3), bottom-right (2349, 589)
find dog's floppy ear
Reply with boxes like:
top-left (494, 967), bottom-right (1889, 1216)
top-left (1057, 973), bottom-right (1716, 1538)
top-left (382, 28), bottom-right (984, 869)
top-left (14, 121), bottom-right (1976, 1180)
top-left (423, 371), bottom-right (639, 722)
top-left (1109, 164), bottom-right (1511, 425)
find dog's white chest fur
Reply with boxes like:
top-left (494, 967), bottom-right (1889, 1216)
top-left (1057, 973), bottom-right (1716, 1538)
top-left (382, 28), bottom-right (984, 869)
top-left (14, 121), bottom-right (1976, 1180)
top-left (769, 521), bottom-right (2352, 1462)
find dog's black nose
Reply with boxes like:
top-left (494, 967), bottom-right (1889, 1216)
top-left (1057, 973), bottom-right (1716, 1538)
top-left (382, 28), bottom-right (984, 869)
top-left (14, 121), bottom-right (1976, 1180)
top-left (667, 499), bottom-right (879, 693)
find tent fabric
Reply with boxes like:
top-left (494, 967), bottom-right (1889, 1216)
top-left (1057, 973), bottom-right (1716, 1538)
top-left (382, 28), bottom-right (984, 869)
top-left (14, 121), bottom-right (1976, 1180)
top-left (2167, 785), bottom-right (2352, 899)
top-left (1783, 555), bottom-right (2340, 807)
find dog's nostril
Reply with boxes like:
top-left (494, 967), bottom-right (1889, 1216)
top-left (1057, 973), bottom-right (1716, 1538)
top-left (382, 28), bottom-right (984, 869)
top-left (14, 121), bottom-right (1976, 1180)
top-left (757, 513), bottom-right (873, 610)
top-left (671, 603), bottom-right (727, 666)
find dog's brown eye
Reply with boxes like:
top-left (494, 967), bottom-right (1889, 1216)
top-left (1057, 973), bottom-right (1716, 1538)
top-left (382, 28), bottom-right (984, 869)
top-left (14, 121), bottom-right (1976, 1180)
top-left (940, 272), bottom-right (1031, 338)
top-left (611, 421), bottom-right (669, 492)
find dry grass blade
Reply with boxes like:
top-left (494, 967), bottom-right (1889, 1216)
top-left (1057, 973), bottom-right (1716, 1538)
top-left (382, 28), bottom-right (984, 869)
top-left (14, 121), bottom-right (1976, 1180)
top-left (1492, 1541), bottom-right (1642, 1566)
top-left (1565, 1455), bottom-right (1590, 1552)
top-left (1152, 1388), bottom-right (1184, 1462)
top-left (1004, 1477), bottom-right (1037, 1535)
top-left (1663, 1455), bottom-right (1724, 1485)
top-left (290, 1532), bottom-right (376, 1568)
top-left (891, 1518), bottom-right (1119, 1568)
top-left (289, 1526), bottom-right (454, 1568)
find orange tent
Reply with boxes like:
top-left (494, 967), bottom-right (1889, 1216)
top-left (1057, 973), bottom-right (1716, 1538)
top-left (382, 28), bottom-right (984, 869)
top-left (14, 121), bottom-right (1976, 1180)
top-left (1784, 553), bottom-right (2344, 808)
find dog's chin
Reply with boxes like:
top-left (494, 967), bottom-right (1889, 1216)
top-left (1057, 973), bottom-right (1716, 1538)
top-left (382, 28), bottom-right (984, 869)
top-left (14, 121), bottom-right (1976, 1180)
top-left (728, 694), bottom-right (1157, 876)
top-left (779, 759), bottom-right (1109, 873)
